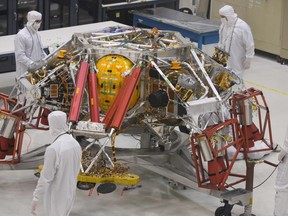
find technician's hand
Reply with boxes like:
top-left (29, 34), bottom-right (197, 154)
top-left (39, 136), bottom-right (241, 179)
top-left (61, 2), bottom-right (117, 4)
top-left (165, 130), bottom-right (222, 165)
top-left (31, 200), bottom-right (37, 215)
top-left (243, 58), bottom-right (251, 70)
top-left (278, 150), bottom-right (286, 162)
top-left (29, 59), bottom-right (46, 71)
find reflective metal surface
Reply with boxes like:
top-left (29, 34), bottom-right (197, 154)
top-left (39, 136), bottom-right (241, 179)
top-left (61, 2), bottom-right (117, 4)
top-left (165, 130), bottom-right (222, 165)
top-left (16, 0), bottom-right (39, 31)
top-left (133, 7), bottom-right (220, 33)
top-left (0, 0), bottom-right (8, 36)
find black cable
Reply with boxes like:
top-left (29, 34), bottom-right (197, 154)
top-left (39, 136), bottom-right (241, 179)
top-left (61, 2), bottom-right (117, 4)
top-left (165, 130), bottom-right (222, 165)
top-left (253, 162), bottom-right (280, 189)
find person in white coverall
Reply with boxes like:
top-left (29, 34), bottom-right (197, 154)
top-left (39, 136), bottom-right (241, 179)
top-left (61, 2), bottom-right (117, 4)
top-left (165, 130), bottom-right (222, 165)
top-left (31, 111), bottom-right (82, 216)
top-left (14, 10), bottom-right (46, 78)
top-left (218, 5), bottom-right (255, 82)
top-left (274, 125), bottom-right (288, 216)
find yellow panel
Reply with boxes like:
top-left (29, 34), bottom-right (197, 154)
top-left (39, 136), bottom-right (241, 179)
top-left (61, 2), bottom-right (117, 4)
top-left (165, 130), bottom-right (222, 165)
top-left (280, 0), bottom-right (288, 58)
top-left (77, 173), bottom-right (140, 185)
top-left (35, 165), bottom-right (140, 185)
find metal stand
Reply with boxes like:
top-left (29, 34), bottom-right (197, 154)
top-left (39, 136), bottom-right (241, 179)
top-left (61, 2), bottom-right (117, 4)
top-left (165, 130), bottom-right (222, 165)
top-left (240, 162), bottom-right (256, 216)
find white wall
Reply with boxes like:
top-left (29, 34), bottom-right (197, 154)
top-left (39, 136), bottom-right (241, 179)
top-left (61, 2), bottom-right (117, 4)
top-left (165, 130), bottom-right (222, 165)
top-left (179, 0), bottom-right (193, 8)
top-left (179, 0), bottom-right (200, 15)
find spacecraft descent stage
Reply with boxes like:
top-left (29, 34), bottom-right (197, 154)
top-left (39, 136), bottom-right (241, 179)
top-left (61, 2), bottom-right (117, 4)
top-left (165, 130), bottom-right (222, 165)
top-left (0, 26), bottom-right (274, 215)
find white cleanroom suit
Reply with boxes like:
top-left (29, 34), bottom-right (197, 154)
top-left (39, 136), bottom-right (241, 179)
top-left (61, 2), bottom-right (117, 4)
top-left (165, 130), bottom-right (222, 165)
top-left (274, 125), bottom-right (288, 216)
top-left (14, 10), bottom-right (46, 78)
top-left (32, 111), bottom-right (82, 216)
top-left (218, 5), bottom-right (255, 81)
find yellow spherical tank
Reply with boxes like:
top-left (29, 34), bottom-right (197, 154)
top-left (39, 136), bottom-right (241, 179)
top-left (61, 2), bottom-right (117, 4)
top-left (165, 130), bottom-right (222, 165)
top-left (96, 54), bottom-right (140, 112)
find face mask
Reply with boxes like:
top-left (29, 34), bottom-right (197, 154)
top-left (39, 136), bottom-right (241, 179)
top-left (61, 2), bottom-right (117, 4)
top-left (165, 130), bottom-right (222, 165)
top-left (32, 22), bottom-right (41, 31)
top-left (221, 18), bottom-right (227, 24)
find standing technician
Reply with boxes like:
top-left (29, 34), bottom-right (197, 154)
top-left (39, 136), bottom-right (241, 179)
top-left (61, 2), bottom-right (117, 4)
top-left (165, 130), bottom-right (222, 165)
top-left (14, 10), bottom-right (46, 78)
top-left (274, 125), bottom-right (288, 216)
top-left (218, 5), bottom-right (255, 83)
top-left (31, 111), bottom-right (82, 216)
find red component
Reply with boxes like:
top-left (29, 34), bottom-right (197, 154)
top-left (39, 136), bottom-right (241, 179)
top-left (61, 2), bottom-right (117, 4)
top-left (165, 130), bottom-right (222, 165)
top-left (0, 151), bottom-right (5, 159)
top-left (0, 93), bottom-right (25, 163)
top-left (6, 137), bottom-right (16, 156)
top-left (0, 136), bottom-right (9, 159)
top-left (0, 137), bottom-right (9, 151)
top-left (241, 123), bottom-right (262, 148)
top-left (242, 125), bottom-right (255, 148)
top-left (250, 123), bottom-right (262, 141)
top-left (40, 108), bottom-right (51, 126)
top-left (68, 61), bottom-right (89, 123)
top-left (88, 72), bottom-right (100, 122)
top-left (103, 67), bottom-right (142, 130)
top-left (208, 157), bottom-right (226, 185)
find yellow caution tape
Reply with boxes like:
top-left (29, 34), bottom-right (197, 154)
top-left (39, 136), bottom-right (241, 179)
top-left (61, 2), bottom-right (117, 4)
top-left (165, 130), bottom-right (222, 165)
top-left (35, 165), bottom-right (140, 185)
top-left (244, 80), bottom-right (288, 97)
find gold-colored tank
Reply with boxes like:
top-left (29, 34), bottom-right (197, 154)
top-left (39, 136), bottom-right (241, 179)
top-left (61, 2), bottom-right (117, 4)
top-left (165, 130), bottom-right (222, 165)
top-left (164, 61), bottom-right (194, 102)
top-left (96, 54), bottom-right (140, 112)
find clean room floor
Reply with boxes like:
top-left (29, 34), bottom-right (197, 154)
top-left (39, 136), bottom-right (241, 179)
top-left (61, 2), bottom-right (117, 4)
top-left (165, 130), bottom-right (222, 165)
top-left (0, 44), bottom-right (287, 216)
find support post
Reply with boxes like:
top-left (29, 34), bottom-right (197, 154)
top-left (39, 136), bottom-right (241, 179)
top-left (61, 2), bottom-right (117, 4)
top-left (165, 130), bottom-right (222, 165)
top-left (241, 162), bottom-right (256, 216)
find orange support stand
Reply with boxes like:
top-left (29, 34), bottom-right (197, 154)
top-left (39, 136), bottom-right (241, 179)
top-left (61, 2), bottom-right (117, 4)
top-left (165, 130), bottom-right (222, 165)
top-left (0, 108), bottom-right (25, 164)
top-left (28, 107), bottom-right (50, 130)
top-left (0, 93), bottom-right (19, 113)
top-left (103, 67), bottom-right (142, 130)
top-left (230, 87), bottom-right (274, 154)
top-left (0, 93), bottom-right (25, 163)
top-left (190, 119), bottom-right (246, 190)
top-left (69, 61), bottom-right (89, 123)
top-left (0, 93), bottom-right (25, 164)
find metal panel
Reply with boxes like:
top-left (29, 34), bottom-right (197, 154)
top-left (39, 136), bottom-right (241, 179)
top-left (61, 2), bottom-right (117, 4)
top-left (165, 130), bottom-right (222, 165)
top-left (0, 0), bottom-right (8, 36)
top-left (16, 0), bottom-right (42, 32)
top-left (46, 0), bottom-right (71, 29)
top-left (280, 0), bottom-right (288, 59)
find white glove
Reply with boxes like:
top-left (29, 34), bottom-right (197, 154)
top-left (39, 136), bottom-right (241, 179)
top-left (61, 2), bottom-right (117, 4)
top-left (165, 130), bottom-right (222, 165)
top-left (243, 58), bottom-right (251, 70)
top-left (278, 149), bottom-right (286, 162)
top-left (31, 200), bottom-right (38, 215)
top-left (29, 59), bottom-right (46, 71)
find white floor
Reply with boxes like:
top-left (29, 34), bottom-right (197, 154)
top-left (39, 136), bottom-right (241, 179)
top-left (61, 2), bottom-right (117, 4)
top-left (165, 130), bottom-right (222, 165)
top-left (0, 44), bottom-right (288, 216)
